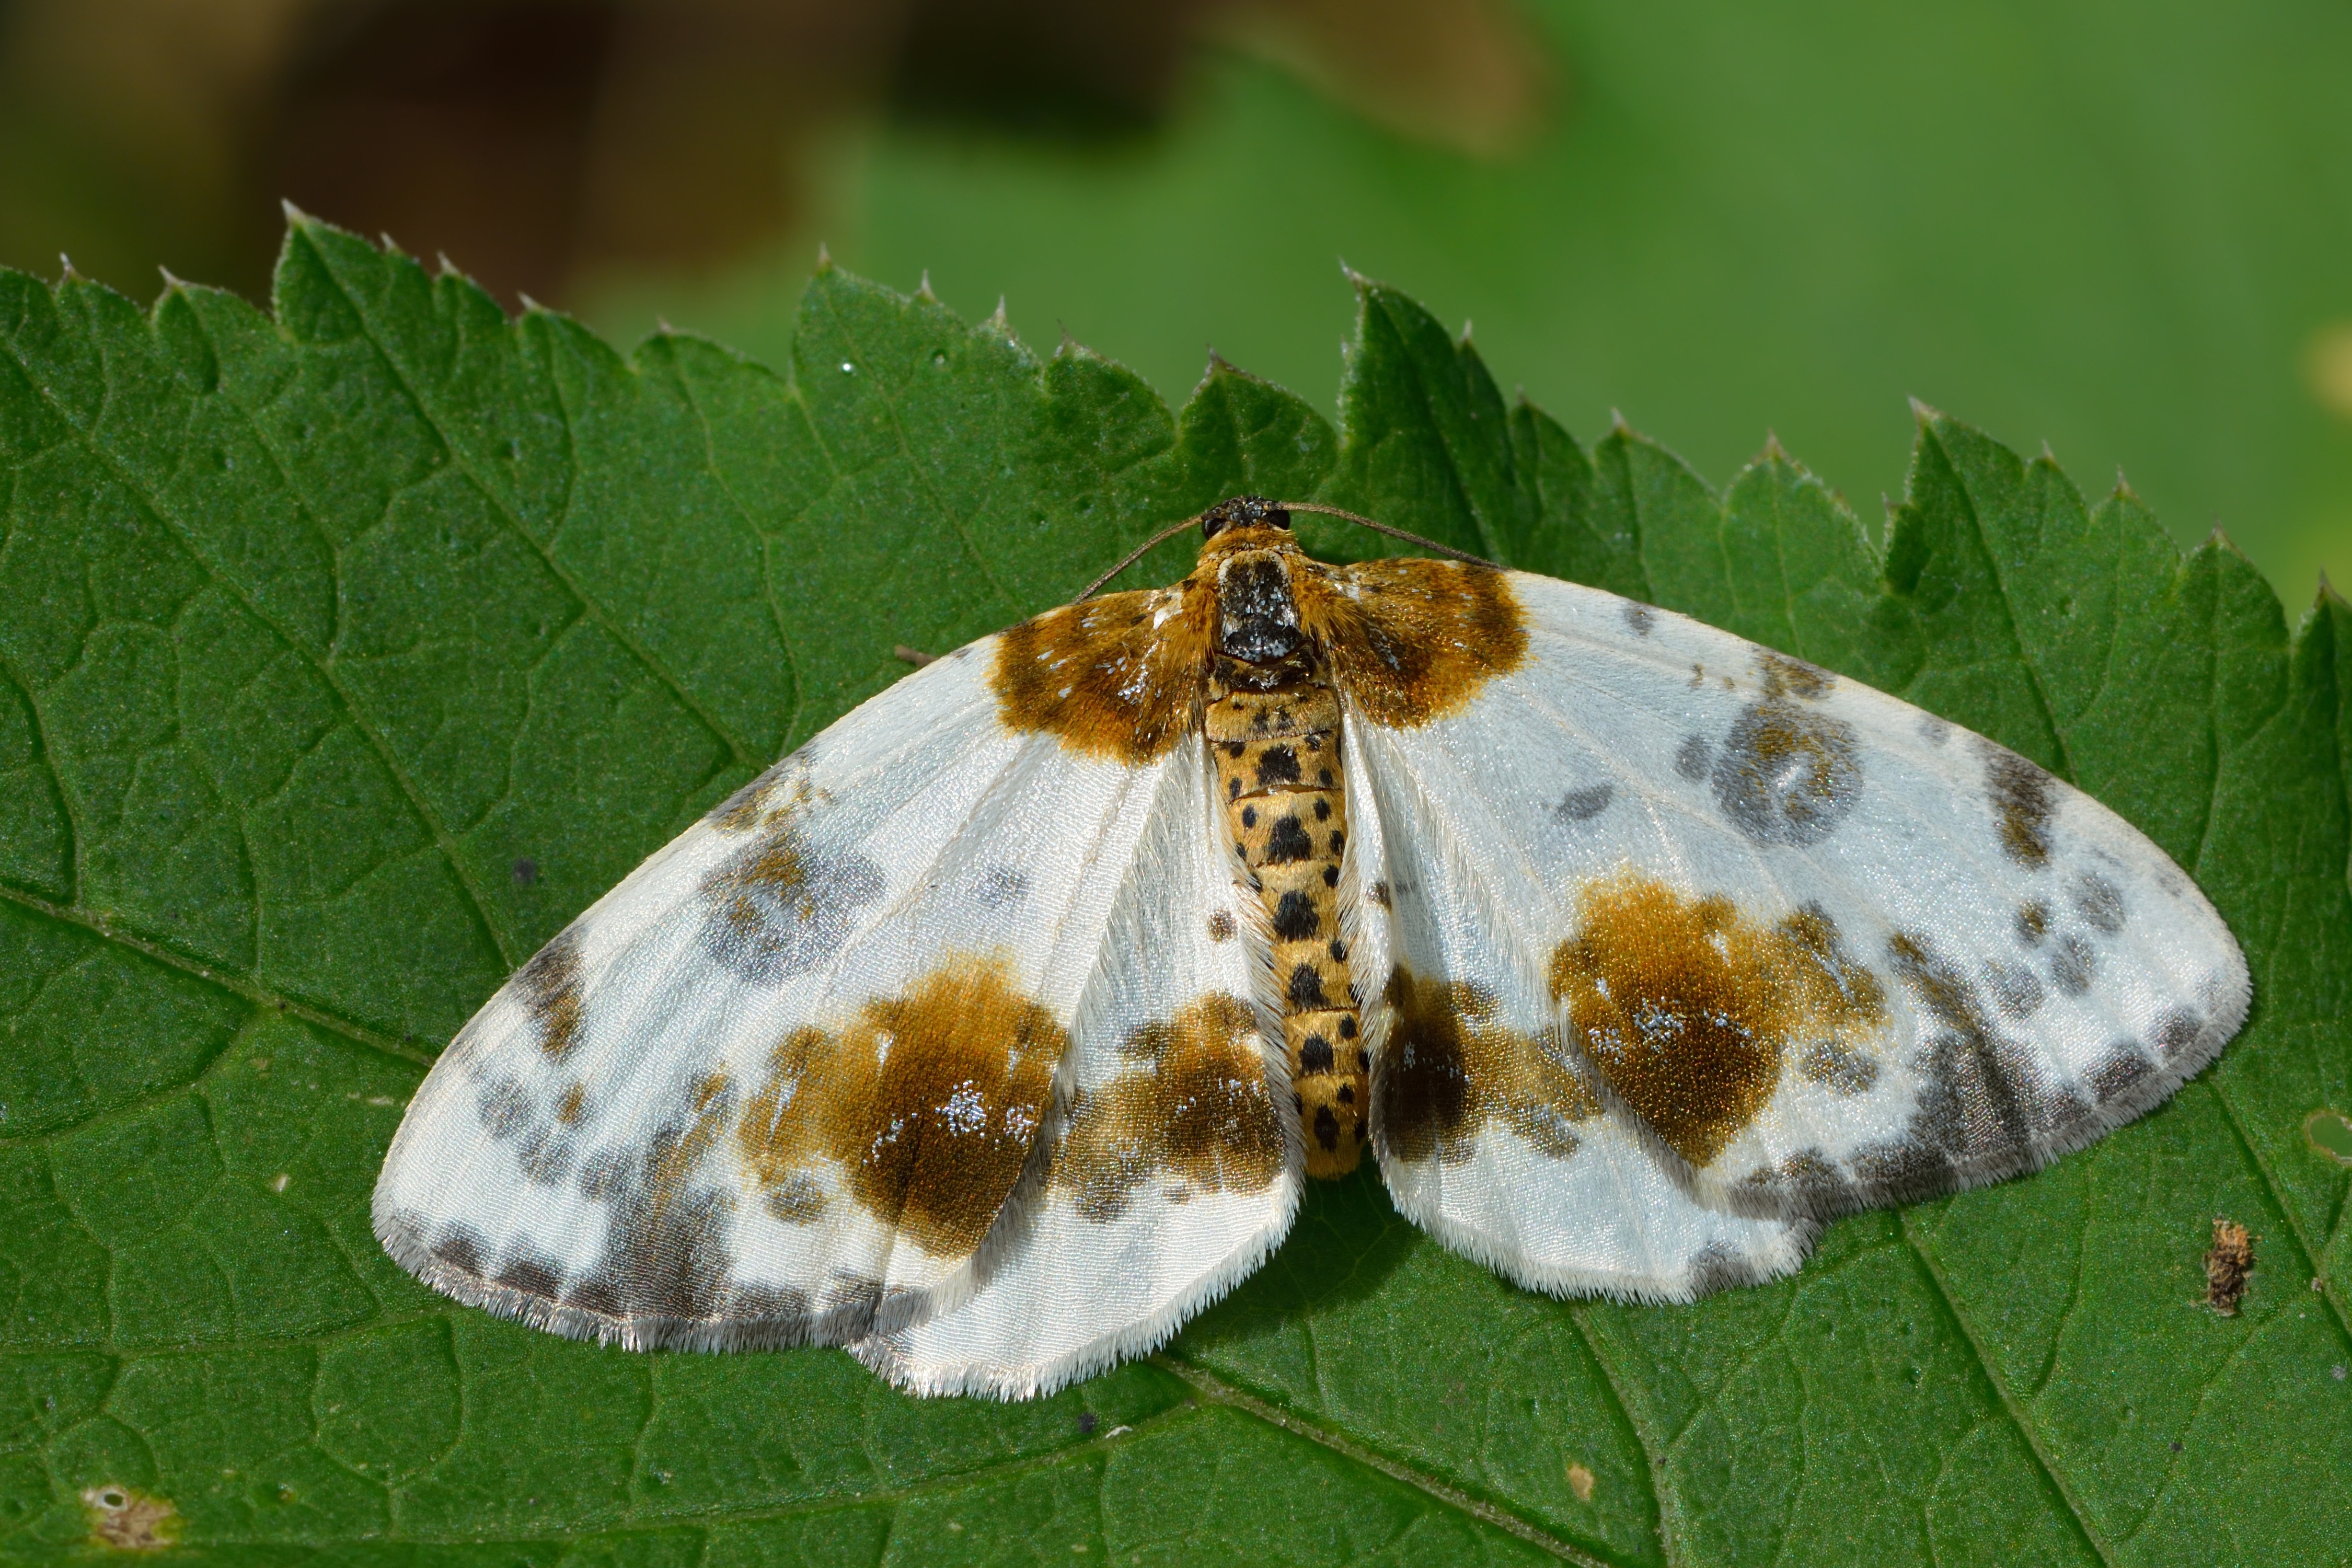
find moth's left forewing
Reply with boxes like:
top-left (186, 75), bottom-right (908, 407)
top-left (1340, 562), bottom-right (2247, 1229)
top-left (376, 637), bottom-right (1182, 1350)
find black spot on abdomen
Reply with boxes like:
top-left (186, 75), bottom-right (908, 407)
top-left (1272, 891), bottom-right (1321, 939)
top-left (1255, 746), bottom-right (1302, 787)
top-left (1265, 815), bottom-right (1313, 862)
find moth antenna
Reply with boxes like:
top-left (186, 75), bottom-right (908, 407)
top-left (1276, 502), bottom-right (1499, 568)
top-left (892, 644), bottom-right (937, 667)
top-left (1072, 517), bottom-right (1200, 603)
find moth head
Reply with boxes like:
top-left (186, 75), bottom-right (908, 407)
top-left (1200, 495), bottom-right (1291, 540)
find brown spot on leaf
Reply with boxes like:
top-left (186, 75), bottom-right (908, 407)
top-left (1057, 993), bottom-right (1283, 1221)
top-left (1982, 743), bottom-right (2058, 868)
top-left (1378, 969), bottom-right (1600, 1165)
top-left (1548, 876), bottom-right (1888, 1169)
top-left (992, 587), bottom-right (1210, 764)
top-left (82, 1486), bottom-right (180, 1551)
top-left (735, 956), bottom-right (1062, 1260)
top-left (1296, 558), bottom-right (1527, 728)
top-left (2204, 1216), bottom-right (2255, 1315)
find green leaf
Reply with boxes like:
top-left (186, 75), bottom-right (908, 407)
top-left (2, 221), bottom-right (2346, 1565)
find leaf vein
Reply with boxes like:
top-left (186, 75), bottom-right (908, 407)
top-left (292, 226), bottom-right (760, 771)
top-left (0, 881), bottom-right (431, 1067)
top-left (1896, 1210), bottom-right (2118, 1567)
top-left (1153, 1355), bottom-right (1603, 1565)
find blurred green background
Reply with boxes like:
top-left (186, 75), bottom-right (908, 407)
top-left (6, 0), bottom-right (2349, 597)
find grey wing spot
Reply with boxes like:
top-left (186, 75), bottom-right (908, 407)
top-left (977, 866), bottom-right (1030, 908)
top-left (2153, 1009), bottom-right (2206, 1064)
top-left (516, 1124), bottom-right (578, 1185)
top-left (1554, 783), bottom-right (1615, 822)
top-left (1887, 930), bottom-right (2092, 1174)
top-left (578, 1148), bottom-right (629, 1201)
top-left (1983, 960), bottom-right (2045, 1019)
top-left (510, 927), bottom-right (585, 1060)
top-left (1676, 733), bottom-right (1712, 781)
top-left (2048, 933), bottom-right (2096, 997)
top-left (495, 1252), bottom-right (563, 1300)
top-left (569, 1082), bottom-right (743, 1324)
top-left (1739, 1149), bottom-right (1852, 1208)
top-left (1622, 602), bottom-right (1656, 635)
top-left (476, 1075), bottom-right (532, 1139)
top-left (2072, 871), bottom-right (2126, 933)
top-left (1798, 1039), bottom-right (1880, 1095)
top-left (2087, 1046), bottom-right (2153, 1104)
top-left (1980, 743), bottom-right (2057, 869)
top-left (430, 1224), bottom-right (488, 1277)
top-left (1710, 700), bottom-right (1861, 845)
top-left (701, 827), bottom-right (885, 984)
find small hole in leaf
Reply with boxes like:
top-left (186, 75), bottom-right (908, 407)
top-left (2303, 1108), bottom-right (2352, 1166)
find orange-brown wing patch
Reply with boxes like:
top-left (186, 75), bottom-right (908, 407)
top-left (1056, 993), bottom-right (1285, 1221)
top-left (1548, 872), bottom-right (1889, 1169)
top-left (1296, 558), bottom-right (1527, 729)
top-left (991, 586), bottom-right (1211, 764)
top-left (735, 956), bottom-right (1065, 1259)
top-left (1377, 968), bottom-right (1601, 1166)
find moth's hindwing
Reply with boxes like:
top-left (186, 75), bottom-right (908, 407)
top-left (1346, 712), bottom-right (1817, 1300)
top-left (854, 743), bottom-right (1304, 1397)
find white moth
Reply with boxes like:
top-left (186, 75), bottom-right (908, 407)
top-left (375, 496), bottom-right (2248, 1399)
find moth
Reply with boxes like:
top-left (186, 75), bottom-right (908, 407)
top-left (375, 495), bottom-right (2249, 1398)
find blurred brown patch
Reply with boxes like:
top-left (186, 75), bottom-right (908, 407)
top-left (0, 0), bottom-right (1554, 307)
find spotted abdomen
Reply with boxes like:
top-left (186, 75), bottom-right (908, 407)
top-left (1210, 682), bottom-right (1365, 1178)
